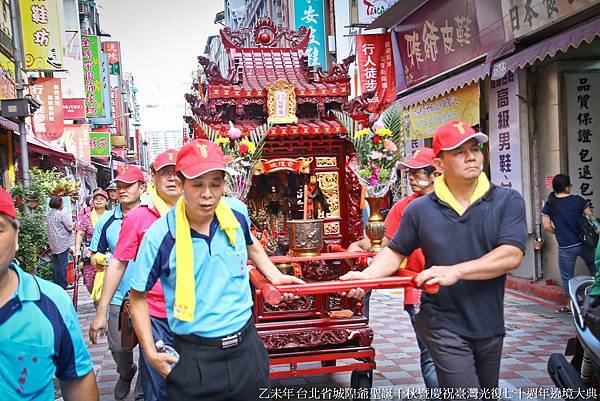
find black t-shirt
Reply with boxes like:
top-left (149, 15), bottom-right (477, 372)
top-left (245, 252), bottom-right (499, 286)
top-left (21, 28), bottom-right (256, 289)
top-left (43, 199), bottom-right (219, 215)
top-left (541, 194), bottom-right (589, 248)
top-left (388, 185), bottom-right (528, 339)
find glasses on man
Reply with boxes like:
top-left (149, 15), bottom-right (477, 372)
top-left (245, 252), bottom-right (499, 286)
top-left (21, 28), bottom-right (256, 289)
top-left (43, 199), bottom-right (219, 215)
top-left (156, 166), bottom-right (177, 177)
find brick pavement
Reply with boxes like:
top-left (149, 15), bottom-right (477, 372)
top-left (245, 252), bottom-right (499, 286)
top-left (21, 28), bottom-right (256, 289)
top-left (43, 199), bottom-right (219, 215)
top-left (62, 284), bottom-right (574, 400)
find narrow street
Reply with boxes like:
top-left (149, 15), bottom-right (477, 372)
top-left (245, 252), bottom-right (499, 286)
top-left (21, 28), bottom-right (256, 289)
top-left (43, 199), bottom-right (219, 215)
top-left (66, 283), bottom-right (573, 400)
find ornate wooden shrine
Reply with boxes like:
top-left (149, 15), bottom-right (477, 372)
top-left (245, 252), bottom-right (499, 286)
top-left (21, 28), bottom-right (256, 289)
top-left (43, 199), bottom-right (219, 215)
top-left (184, 18), bottom-right (406, 391)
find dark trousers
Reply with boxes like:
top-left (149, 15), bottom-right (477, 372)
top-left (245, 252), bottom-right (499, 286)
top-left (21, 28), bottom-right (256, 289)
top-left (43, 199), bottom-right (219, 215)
top-left (416, 313), bottom-right (504, 393)
top-left (405, 305), bottom-right (438, 388)
top-left (139, 316), bottom-right (173, 401)
top-left (51, 250), bottom-right (69, 289)
top-left (167, 322), bottom-right (270, 401)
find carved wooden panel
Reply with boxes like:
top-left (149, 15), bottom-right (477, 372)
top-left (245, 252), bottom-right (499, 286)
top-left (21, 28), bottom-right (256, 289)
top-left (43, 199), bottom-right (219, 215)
top-left (315, 171), bottom-right (339, 218)
top-left (259, 327), bottom-right (374, 351)
top-left (316, 157), bottom-right (337, 168)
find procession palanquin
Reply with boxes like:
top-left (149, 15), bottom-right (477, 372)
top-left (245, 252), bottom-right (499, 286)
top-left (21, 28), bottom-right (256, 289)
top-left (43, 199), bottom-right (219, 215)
top-left (185, 18), bottom-right (389, 388)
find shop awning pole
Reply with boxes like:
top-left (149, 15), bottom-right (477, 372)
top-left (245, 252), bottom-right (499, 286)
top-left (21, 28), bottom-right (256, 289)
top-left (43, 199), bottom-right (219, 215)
top-left (10, 0), bottom-right (31, 191)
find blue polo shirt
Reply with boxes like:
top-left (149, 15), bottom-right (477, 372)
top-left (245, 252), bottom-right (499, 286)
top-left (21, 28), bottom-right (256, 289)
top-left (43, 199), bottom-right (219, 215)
top-left (129, 197), bottom-right (254, 338)
top-left (0, 262), bottom-right (93, 400)
top-left (90, 204), bottom-right (135, 306)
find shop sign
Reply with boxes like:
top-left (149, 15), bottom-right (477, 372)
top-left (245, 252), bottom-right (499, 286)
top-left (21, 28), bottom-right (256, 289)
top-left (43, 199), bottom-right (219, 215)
top-left (489, 71), bottom-right (523, 194)
top-left (294, 0), bottom-right (327, 70)
top-left (62, 98), bottom-right (86, 120)
top-left (407, 83), bottom-right (480, 139)
top-left (357, 0), bottom-right (398, 25)
top-left (19, 0), bottom-right (63, 70)
top-left (394, 0), bottom-right (503, 88)
top-left (255, 157), bottom-right (313, 175)
top-left (56, 30), bottom-right (85, 100)
top-left (62, 124), bottom-right (91, 163)
top-left (81, 35), bottom-right (104, 118)
top-left (356, 33), bottom-right (396, 113)
top-left (103, 41), bottom-right (121, 74)
top-left (0, 51), bottom-right (16, 99)
top-left (501, 0), bottom-right (598, 39)
top-left (90, 131), bottom-right (110, 157)
top-left (89, 53), bottom-right (112, 125)
top-left (566, 72), bottom-right (600, 210)
top-left (29, 77), bottom-right (65, 141)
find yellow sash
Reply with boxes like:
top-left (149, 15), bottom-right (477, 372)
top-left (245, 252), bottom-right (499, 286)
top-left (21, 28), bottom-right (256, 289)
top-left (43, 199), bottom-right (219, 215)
top-left (147, 183), bottom-right (172, 217)
top-left (434, 172), bottom-right (490, 216)
top-left (173, 198), bottom-right (240, 322)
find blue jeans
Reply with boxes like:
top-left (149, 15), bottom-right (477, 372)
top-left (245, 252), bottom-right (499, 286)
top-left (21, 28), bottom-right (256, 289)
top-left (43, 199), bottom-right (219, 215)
top-left (558, 244), bottom-right (596, 296)
top-left (405, 305), bottom-right (439, 388)
top-left (51, 250), bottom-right (69, 289)
top-left (139, 316), bottom-right (173, 401)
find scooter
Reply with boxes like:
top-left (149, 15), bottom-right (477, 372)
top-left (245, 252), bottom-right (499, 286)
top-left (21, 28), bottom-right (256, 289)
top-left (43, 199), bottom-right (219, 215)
top-left (548, 276), bottom-right (600, 399)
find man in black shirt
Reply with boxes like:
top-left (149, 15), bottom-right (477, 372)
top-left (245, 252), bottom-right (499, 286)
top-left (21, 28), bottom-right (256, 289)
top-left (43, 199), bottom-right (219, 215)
top-left (341, 120), bottom-right (527, 392)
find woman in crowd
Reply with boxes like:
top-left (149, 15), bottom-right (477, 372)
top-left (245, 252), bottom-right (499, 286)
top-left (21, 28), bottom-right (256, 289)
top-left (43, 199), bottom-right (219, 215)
top-left (74, 188), bottom-right (109, 293)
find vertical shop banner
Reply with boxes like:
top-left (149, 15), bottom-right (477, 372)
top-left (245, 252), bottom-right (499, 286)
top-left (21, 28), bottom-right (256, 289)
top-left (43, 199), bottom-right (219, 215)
top-left (63, 124), bottom-right (91, 163)
top-left (407, 83), bottom-right (480, 139)
top-left (29, 77), bottom-right (65, 141)
top-left (81, 35), bottom-right (104, 118)
top-left (294, 0), bottom-right (327, 70)
top-left (90, 131), bottom-right (110, 157)
top-left (0, 52), bottom-right (16, 99)
top-left (19, 0), bottom-right (63, 70)
top-left (356, 33), bottom-right (396, 113)
top-left (501, 0), bottom-right (597, 39)
top-left (103, 41), bottom-right (121, 75)
top-left (56, 30), bottom-right (85, 119)
top-left (566, 72), bottom-right (600, 210)
top-left (357, 0), bottom-right (398, 25)
top-left (104, 41), bottom-right (123, 135)
top-left (89, 53), bottom-right (112, 125)
top-left (489, 71), bottom-right (523, 195)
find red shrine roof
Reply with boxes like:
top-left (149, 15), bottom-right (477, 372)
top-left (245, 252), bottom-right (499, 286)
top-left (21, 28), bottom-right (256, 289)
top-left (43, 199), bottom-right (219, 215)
top-left (199, 18), bottom-right (351, 100)
top-left (205, 119), bottom-right (344, 137)
top-left (205, 49), bottom-right (349, 99)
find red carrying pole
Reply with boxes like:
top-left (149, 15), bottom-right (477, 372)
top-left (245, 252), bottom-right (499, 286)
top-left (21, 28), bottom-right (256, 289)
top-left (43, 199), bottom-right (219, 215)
top-left (72, 256), bottom-right (79, 310)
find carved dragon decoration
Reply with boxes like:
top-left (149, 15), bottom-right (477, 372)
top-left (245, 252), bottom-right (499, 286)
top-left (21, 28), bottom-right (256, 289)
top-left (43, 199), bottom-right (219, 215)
top-left (315, 55), bottom-right (355, 84)
top-left (346, 90), bottom-right (376, 115)
top-left (197, 56), bottom-right (236, 85)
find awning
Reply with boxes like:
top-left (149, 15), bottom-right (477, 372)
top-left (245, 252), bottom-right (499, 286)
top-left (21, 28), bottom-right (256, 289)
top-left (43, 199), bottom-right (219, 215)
top-left (493, 17), bottom-right (600, 75)
top-left (397, 62), bottom-right (490, 108)
top-left (203, 119), bottom-right (345, 137)
top-left (13, 130), bottom-right (75, 161)
top-left (366, 0), bottom-right (428, 30)
top-left (0, 116), bottom-right (18, 131)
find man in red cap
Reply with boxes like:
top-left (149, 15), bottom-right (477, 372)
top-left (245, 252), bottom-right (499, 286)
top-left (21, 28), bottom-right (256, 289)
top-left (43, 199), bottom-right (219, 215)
top-left (128, 139), bottom-right (303, 400)
top-left (0, 187), bottom-right (99, 400)
top-left (347, 147), bottom-right (439, 388)
top-left (89, 165), bottom-right (146, 400)
top-left (90, 149), bottom-right (181, 401)
top-left (341, 120), bottom-right (527, 392)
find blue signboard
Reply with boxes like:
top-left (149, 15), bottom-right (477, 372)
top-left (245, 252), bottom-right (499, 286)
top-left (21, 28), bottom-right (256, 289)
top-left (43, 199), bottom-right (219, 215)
top-left (294, 0), bottom-right (327, 71)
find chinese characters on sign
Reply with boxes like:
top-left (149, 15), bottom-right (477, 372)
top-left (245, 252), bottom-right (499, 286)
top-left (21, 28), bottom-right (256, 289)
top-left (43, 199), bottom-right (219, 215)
top-left (566, 72), bottom-right (599, 211)
top-left (357, 0), bottom-right (398, 25)
top-left (395, 0), bottom-right (486, 88)
top-left (294, 0), bottom-right (327, 69)
top-left (489, 71), bottom-right (523, 195)
top-left (29, 77), bottom-right (65, 141)
top-left (62, 124), bottom-right (91, 163)
top-left (407, 84), bottom-right (480, 139)
top-left (89, 131), bottom-right (111, 157)
top-left (19, 0), bottom-right (63, 70)
top-left (81, 35), bottom-right (104, 118)
top-left (501, 0), bottom-right (596, 39)
top-left (356, 33), bottom-right (396, 113)
top-left (0, 51), bottom-right (16, 99)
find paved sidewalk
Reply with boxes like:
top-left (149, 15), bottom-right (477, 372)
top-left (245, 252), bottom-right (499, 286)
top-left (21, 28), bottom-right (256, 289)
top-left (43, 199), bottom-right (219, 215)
top-left (64, 282), bottom-right (573, 400)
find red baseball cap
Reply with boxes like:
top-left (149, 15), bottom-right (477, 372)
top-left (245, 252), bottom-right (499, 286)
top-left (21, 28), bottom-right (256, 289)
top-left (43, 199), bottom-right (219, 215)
top-left (92, 188), bottom-right (109, 200)
top-left (397, 147), bottom-right (435, 169)
top-left (176, 139), bottom-right (230, 179)
top-left (153, 149), bottom-right (178, 171)
top-left (0, 187), bottom-right (17, 219)
top-left (432, 120), bottom-right (488, 156)
top-left (114, 165), bottom-right (145, 184)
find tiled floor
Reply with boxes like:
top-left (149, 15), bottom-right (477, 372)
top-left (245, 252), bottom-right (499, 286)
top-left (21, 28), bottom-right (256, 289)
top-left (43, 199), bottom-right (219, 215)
top-left (63, 285), bottom-right (574, 400)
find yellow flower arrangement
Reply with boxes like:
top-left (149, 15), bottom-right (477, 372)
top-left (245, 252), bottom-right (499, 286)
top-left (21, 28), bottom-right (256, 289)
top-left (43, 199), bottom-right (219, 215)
top-left (355, 128), bottom-right (371, 138)
top-left (240, 139), bottom-right (256, 154)
top-left (215, 137), bottom-right (229, 145)
top-left (375, 128), bottom-right (392, 137)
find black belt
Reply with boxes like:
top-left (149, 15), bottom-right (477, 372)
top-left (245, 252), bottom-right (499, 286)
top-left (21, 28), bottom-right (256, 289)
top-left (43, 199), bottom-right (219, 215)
top-left (176, 319), bottom-right (254, 349)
